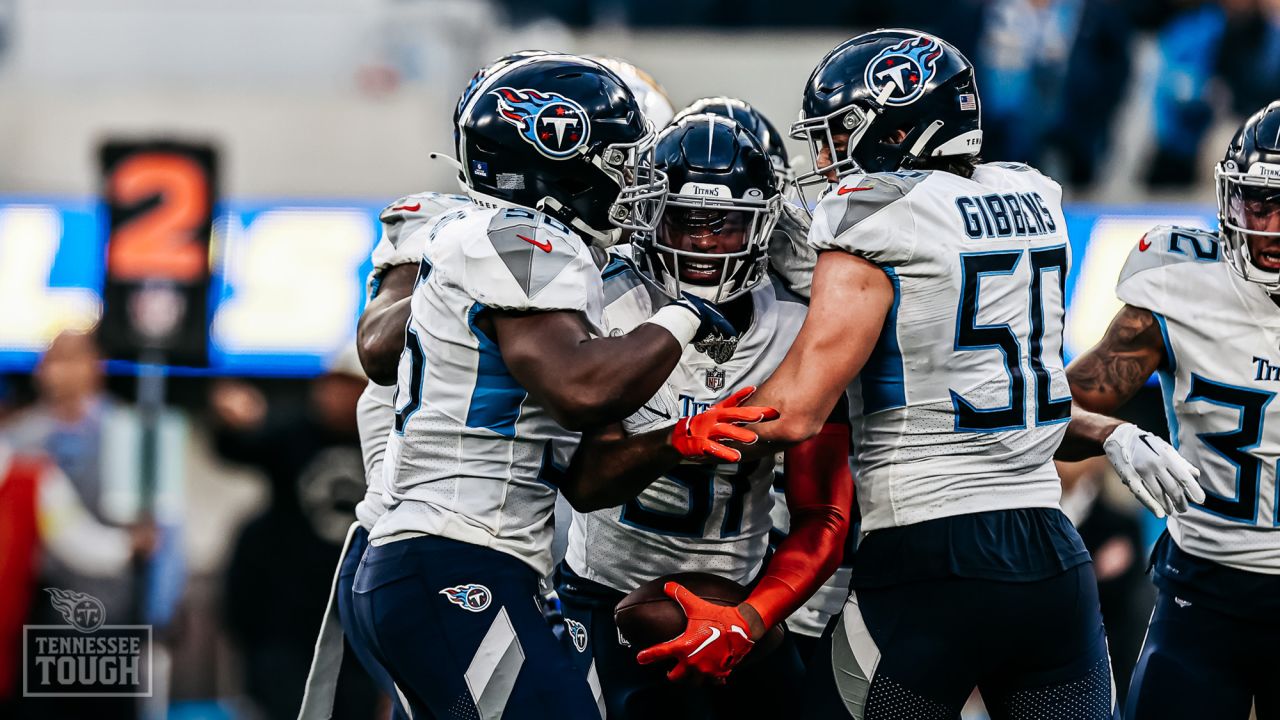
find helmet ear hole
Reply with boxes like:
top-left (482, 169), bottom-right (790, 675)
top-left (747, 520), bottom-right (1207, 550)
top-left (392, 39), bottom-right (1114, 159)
top-left (554, 176), bottom-right (592, 198)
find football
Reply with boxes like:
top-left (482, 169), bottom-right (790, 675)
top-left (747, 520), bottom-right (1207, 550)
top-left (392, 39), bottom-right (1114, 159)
top-left (613, 572), bottom-right (785, 663)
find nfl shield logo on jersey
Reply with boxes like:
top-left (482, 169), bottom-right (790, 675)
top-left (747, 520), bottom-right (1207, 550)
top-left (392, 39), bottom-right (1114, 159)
top-left (439, 584), bottom-right (492, 612)
top-left (705, 368), bottom-right (726, 392)
top-left (565, 618), bottom-right (588, 652)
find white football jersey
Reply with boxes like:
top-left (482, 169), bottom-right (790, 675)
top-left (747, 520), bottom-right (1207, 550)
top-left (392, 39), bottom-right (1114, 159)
top-left (1117, 225), bottom-right (1280, 574)
top-left (355, 192), bottom-right (469, 532)
top-left (566, 255), bottom-right (808, 593)
top-left (809, 163), bottom-right (1072, 532)
top-left (369, 202), bottom-right (604, 577)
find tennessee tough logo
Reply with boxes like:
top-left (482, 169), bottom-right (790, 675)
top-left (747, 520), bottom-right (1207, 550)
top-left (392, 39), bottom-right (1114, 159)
top-left (490, 87), bottom-right (591, 160)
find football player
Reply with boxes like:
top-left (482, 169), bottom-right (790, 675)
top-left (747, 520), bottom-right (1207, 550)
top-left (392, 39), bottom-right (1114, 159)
top-left (1069, 101), bottom-right (1280, 720)
top-left (670, 97), bottom-right (817, 299)
top-left (588, 56), bottom-right (676, 129)
top-left (668, 96), bottom-right (848, 661)
top-left (674, 29), bottom-right (1200, 718)
top-left (350, 55), bottom-right (769, 720)
top-left (300, 51), bottom-right (551, 720)
top-left (554, 113), bottom-right (853, 718)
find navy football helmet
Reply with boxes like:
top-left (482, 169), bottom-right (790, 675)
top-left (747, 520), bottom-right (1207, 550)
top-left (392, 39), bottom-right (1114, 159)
top-left (588, 56), bottom-right (676, 128)
top-left (635, 114), bottom-right (782, 303)
top-left (452, 54), bottom-right (667, 245)
top-left (1217, 100), bottom-right (1280, 292)
top-left (453, 50), bottom-right (550, 133)
top-left (791, 29), bottom-right (982, 183)
top-left (673, 97), bottom-right (793, 193)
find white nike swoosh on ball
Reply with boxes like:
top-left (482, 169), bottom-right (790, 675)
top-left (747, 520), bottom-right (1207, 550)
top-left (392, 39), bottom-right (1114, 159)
top-left (688, 627), bottom-right (721, 657)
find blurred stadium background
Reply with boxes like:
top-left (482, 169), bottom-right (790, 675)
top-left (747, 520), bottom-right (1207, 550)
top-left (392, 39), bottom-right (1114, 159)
top-left (0, 0), bottom-right (1274, 718)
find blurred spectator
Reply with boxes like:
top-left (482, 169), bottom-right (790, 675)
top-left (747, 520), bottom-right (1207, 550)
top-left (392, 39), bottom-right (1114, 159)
top-left (0, 440), bottom-right (156, 717)
top-left (1045, 0), bottom-right (1138, 186)
top-left (1057, 457), bottom-right (1152, 705)
top-left (212, 351), bottom-right (376, 720)
top-left (1217, 0), bottom-right (1280, 117)
top-left (1142, 0), bottom-right (1227, 187)
top-left (2, 330), bottom-right (183, 718)
top-left (977, 0), bottom-right (1086, 166)
top-left (2, 331), bottom-right (180, 622)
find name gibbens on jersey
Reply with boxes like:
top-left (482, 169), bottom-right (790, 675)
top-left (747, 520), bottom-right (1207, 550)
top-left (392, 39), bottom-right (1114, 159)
top-left (809, 162), bottom-right (1072, 532)
top-left (369, 202), bottom-right (604, 577)
top-left (1117, 225), bottom-right (1280, 574)
top-left (355, 192), bottom-right (469, 532)
top-left (566, 252), bottom-right (808, 593)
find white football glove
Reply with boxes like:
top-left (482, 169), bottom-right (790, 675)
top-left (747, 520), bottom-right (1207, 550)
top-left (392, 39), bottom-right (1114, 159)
top-left (1103, 423), bottom-right (1205, 518)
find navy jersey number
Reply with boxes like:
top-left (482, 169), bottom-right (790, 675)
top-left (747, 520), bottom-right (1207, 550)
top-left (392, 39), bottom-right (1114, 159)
top-left (952, 246), bottom-right (1070, 432)
top-left (1186, 374), bottom-right (1274, 524)
top-left (620, 462), bottom-right (757, 538)
top-left (393, 259), bottom-right (433, 434)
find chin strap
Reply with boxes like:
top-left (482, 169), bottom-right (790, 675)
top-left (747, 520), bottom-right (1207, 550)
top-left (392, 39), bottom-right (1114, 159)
top-left (537, 196), bottom-right (620, 247)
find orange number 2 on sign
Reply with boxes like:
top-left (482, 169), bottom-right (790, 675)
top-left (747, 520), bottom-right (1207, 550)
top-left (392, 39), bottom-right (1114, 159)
top-left (107, 153), bottom-right (209, 282)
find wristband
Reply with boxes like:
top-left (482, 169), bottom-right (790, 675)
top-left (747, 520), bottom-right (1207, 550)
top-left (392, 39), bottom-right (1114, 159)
top-left (643, 304), bottom-right (701, 347)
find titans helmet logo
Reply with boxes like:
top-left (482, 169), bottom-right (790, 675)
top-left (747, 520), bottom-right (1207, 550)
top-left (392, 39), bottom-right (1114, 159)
top-left (864, 35), bottom-right (944, 106)
top-left (491, 87), bottom-right (591, 159)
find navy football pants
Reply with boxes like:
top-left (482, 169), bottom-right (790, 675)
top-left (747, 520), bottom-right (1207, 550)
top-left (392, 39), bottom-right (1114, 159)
top-left (1127, 587), bottom-right (1280, 719)
top-left (337, 525), bottom-right (410, 719)
top-left (352, 536), bottom-right (602, 720)
top-left (804, 563), bottom-right (1117, 719)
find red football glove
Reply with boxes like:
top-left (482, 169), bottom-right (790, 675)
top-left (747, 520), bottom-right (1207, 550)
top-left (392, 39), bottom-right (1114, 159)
top-left (634, 582), bottom-right (755, 684)
top-left (669, 386), bottom-right (779, 463)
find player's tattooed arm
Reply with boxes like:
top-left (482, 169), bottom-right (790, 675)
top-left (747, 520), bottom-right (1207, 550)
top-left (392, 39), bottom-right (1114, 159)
top-left (741, 251), bottom-right (892, 453)
top-left (489, 310), bottom-right (684, 431)
top-left (561, 423), bottom-right (682, 512)
top-left (356, 263), bottom-right (418, 385)
top-left (1057, 304), bottom-right (1167, 460)
top-left (1067, 304), bottom-right (1166, 414)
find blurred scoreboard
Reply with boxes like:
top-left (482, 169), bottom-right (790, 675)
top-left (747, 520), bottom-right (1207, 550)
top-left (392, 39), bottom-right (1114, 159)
top-left (0, 196), bottom-right (378, 375)
top-left (0, 195), bottom-right (1216, 376)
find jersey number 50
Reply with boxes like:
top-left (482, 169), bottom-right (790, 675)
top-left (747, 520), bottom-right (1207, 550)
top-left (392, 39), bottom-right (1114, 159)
top-left (952, 246), bottom-right (1071, 432)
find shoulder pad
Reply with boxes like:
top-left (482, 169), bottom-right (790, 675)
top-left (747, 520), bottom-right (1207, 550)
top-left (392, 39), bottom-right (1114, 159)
top-left (825, 171), bottom-right (928, 237)
top-left (809, 171), bottom-right (928, 266)
top-left (1118, 225), bottom-right (1222, 287)
top-left (984, 161), bottom-right (1035, 172)
top-left (482, 207), bottom-right (591, 303)
top-left (369, 192), bottom-right (470, 282)
top-left (766, 270), bottom-right (809, 307)
top-left (767, 202), bottom-right (816, 299)
top-left (600, 247), bottom-right (671, 311)
top-left (379, 192), bottom-right (470, 248)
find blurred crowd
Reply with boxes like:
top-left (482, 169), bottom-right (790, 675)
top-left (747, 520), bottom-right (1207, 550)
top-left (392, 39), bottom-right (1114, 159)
top-left (0, 333), bottom-right (380, 719)
top-left (502, 0), bottom-right (1280, 190)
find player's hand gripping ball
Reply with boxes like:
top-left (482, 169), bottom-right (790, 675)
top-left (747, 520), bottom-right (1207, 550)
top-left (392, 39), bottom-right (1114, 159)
top-left (616, 572), bottom-right (783, 684)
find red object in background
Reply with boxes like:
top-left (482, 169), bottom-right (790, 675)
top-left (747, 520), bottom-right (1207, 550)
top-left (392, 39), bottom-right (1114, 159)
top-left (0, 454), bottom-right (43, 699)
